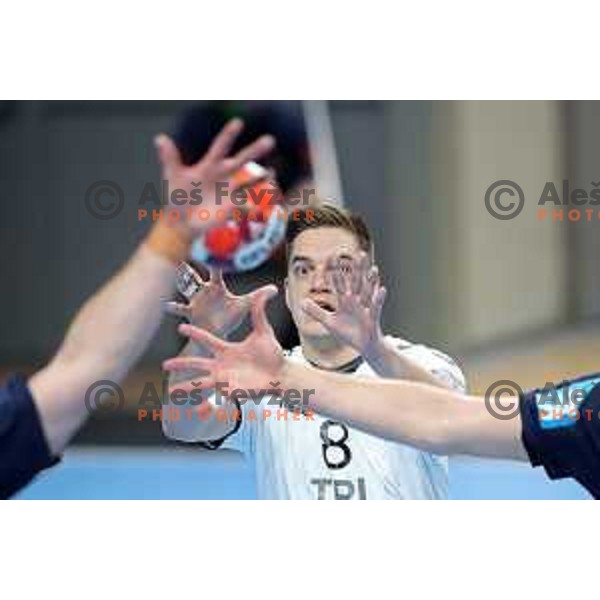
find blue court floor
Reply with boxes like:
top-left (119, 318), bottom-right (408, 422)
top-left (449, 456), bottom-right (591, 499)
top-left (14, 446), bottom-right (591, 499)
top-left (16, 447), bottom-right (256, 500)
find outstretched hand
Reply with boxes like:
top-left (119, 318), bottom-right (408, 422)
top-left (301, 251), bottom-right (387, 356)
top-left (162, 285), bottom-right (283, 393)
top-left (154, 118), bottom-right (275, 233)
top-left (164, 261), bottom-right (277, 337)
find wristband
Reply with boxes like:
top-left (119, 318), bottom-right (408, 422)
top-left (144, 221), bottom-right (193, 265)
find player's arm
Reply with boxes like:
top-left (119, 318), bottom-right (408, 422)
top-left (162, 262), bottom-right (277, 443)
top-left (163, 293), bottom-right (527, 462)
top-left (361, 337), bottom-right (464, 390)
top-left (28, 243), bottom-right (177, 456)
top-left (302, 252), bottom-right (458, 388)
top-left (277, 361), bottom-right (526, 460)
top-left (28, 120), bottom-right (275, 457)
top-left (291, 371), bottom-right (600, 497)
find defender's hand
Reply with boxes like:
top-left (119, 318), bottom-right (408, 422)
top-left (154, 119), bottom-right (275, 234)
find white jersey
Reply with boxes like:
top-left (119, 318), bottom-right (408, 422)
top-left (214, 337), bottom-right (466, 500)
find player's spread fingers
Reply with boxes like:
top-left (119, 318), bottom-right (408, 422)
top-left (208, 265), bottom-right (225, 286)
top-left (249, 283), bottom-right (279, 301)
top-left (163, 301), bottom-right (191, 318)
top-left (361, 265), bottom-right (379, 306)
top-left (168, 378), bottom-right (216, 396)
top-left (162, 355), bottom-right (214, 373)
top-left (177, 323), bottom-right (228, 353)
top-left (349, 256), bottom-right (362, 295)
top-left (251, 285), bottom-right (278, 332)
top-left (191, 263), bottom-right (208, 284)
top-left (176, 262), bottom-right (205, 299)
top-left (351, 252), bottom-right (369, 296)
top-left (372, 286), bottom-right (387, 321)
top-left (301, 298), bottom-right (335, 327)
top-left (330, 258), bottom-right (348, 295)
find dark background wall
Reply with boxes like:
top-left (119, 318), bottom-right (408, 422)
top-left (0, 100), bottom-right (440, 367)
top-left (1, 100), bottom-right (599, 370)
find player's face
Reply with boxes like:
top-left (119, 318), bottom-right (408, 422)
top-left (285, 227), bottom-right (361, 338)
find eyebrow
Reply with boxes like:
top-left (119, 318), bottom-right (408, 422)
top-left (291, 253), bottom-right (356, 265)
top-left (291, 256), bottom-right (313, 265)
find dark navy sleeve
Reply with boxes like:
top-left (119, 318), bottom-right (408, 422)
top-left (0, 375), bottom-right (59, 499)
top-left (520, 375), bottom-right (600, 499)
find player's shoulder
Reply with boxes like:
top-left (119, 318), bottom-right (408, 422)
top-left (385, 335), bottom-right (467, 391)
top-left (386, 335), bottom-right (462, 369)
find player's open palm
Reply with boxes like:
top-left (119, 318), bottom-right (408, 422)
top-left (164, 262), bottom-right (277, 338)
top-left (154, 119), bottom-right (275, 233)
top-left (162, 286), bottom-right (284, 393)
top-left (301, 252), bottom-right (387, 355)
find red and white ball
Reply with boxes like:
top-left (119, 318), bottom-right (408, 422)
top-left (190, 162), bottom-right (287, 272)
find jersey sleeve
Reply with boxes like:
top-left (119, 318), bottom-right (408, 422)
top-left (163, 384), bottom-right (261, 456)
top-left (520, 374), bottom-right (600, 498)
top-left (215, 401), bottom-right (256, 456)
top-left (218, 351), bottom-right (298, 456)
top-left (0, 375), bottom-right (59, 499)
top-left (393, 339), bottom-right (467, 392)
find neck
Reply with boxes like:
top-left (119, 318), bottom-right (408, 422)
top-left (298, 334), bottom-right (361, 370)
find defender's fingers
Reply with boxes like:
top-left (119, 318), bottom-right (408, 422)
top-left (216, 166), bottom-right (274, 212)
top-left (203, 118), bottom-right (244, 163)
top-left (224, 135), bottom-right (276, 175)
top-left (178, 323), bottom-right (228, 353)
top-left (154, 134), bottom-right (182, 178)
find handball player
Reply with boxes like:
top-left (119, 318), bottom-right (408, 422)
top-left (0, 119), bottom-right (275, 498)
top-left (166, 273), bottom-right (600, 499)
top-left (163, 204), bottom-right (465, 500)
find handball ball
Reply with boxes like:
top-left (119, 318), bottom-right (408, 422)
top-left (190, 162), bottom-right (287, 272)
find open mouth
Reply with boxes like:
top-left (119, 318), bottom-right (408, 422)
top-left (312, 299), bottom-right (336, 313)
